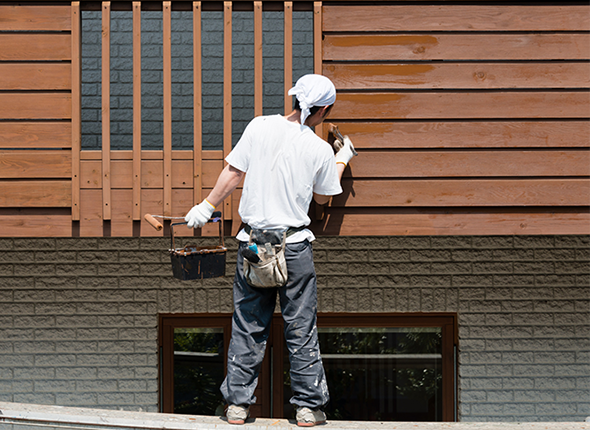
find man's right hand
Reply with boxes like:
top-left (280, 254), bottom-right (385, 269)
top-left (335, 135), bottom-right (357, 166)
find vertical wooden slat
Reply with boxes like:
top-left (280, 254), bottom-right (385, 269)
top-left (163, 1), bottom-right (172, 217)
top-left (254, 1), bottom-right (263, 117)
top-left (284, 1), bottom-right (292, 114)
top-left (102, 1), bottom-right (111, 220)
top-left (193, 1), bottom-right (203, 208)
top-left (71, 1), bottom-right (81, 221)
top-left (313, 1), bottom-right (322, 75)
top-left (223, 1), bottom-right (232, 221)
top-left (132, 1), bottom-right (141, 220)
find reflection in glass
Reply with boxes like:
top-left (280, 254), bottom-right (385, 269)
top-left (284, 327), bottom-right (442, 421)
top-left (173, 328), bottom-right (225, 415)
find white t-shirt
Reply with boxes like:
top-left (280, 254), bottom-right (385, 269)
top-left (226, 115), bottom-right (342, 243)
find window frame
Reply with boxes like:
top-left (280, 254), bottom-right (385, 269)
top-left (159, 312), bottom-right (458, 421)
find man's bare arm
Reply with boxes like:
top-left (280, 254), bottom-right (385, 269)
top-left (205, 164), bottom-right (246, 208)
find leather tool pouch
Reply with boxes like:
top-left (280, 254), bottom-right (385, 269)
top-left (243, 228), bottom-right (288, 288)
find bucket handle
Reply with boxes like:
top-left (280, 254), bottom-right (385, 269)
top-left (170, 211), bottom-right (224, 250)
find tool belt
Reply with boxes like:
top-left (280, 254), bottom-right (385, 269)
top-left (242, 225), bottom-right (304, 288)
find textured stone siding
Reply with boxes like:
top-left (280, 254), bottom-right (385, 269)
top-left (81, 10), bottom-right (313, 151)
top-left (0, 235), bottom-right (588, 421)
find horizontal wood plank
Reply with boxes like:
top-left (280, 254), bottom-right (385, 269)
top-left (332, 179), bottom-right (590, 207)
top-left (0, 34), bottom-right (71, 61)
top-left (0, 122), bottom-right (71, 148)
top-left (0, 5), bottom-right (71, 31)
top-left (324, 63), bottom-right (590, 90)
top-left (80, 159), bottom-right (224, 189)
top-left (0, 214), bottom-right (72, 237)
top-left (322, 121), bottom-right (590, 149)
top-left (0, 180), bottom-right (71, 207)
top-left (323, 5), bottom-right (590, 32)
top-left (345, 150), bottom-right (590, 178)
top-left (312, 210), bottom-right (590, 236)
top-left (0, 151), bottom-right (72, 178)
top-left (0, 64), bottom-right (71, 90)
top-left (79, 150), bottom-right (224, 161)
top-left (330, 92), bottom-right (589, 120)
top-left (323, 34), bottom-right (590, 61)
top-left (0, 93), bottom-right (72, 120)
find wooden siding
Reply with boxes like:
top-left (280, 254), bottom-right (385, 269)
top-left (0, 3), bottom-right (74, 236)
top-left (318, 2), bottom-right (590, 236)
top-left (0, 2), bottom-right (588, 237)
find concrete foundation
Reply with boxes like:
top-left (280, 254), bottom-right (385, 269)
top-left (1, 402), bottom-right (588, 430)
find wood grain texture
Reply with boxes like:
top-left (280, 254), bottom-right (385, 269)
top-left (0, 151), bottom-right (72, 178)
top-left (284, 1), bottom-right (292, 115)
top-left (324, 63), bottom-right (590, 90)
top-left (254, 1), bottom-right (263, 117)
top-left (132, 1), bottom-right (142, 220)
top-left (323, 5), bottom-right (590, 32)
top-left (0, 214), bottom-right (72, 237)
top-left (71, 1), bottom-right (82, 221)
top-left (163, 1), bottom-right (172, 217)
top-left (0, 181), bottom-right (71, 207)
top-left (323, 34), bottom-right (590, 61)
top-left (0, 122), bottom-right (71, 148)
top-left (193, 1), bottom-right (202, 206)
top-left (0, 34), bottom-right (71, 61)
top-left (0, 5), bottom-right (71, 31)
top-left (311, 210), bottom-right (590, 236)
top-left (0, 94), bottom-right (71, 120)
top-left (101, 1), bottom-right (111, 220)
top-left (332, 179), bottom-right (590, 207)
top-left (80, 159), bottom-right (217, 189)
top-left (344, 150), bottom-right (590, 178)
top-left (0, 64), bottom-right (71, 91)
top-left (330, 92), bottom-right (589, 120)
top-left (321, 121), bottom-right (590, 149)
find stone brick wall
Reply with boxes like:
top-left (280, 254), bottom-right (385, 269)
top-left (0, 235), bottom-right (588, 421)
top-left (81, 10), bottom-right (313, 151)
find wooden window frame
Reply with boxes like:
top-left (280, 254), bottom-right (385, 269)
top-left (159, 312), bottom-right (458, 421)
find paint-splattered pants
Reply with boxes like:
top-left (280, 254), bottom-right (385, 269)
top-left (220, 240), bottom-right (329, 410)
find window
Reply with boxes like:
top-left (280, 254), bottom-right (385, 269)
top-left (160, 313), bottom-right (457, 421)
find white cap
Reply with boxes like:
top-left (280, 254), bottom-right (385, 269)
top-left (288, 74), bottom-right (336, 126)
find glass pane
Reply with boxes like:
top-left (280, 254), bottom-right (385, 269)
top-left (173, 328), bottom-right (225, 415)
top-left (283, 327), bottom-right (443, 421)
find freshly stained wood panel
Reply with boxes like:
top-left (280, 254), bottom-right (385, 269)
top-left (331, 92), bottom-right (589, 120)
top-left (0, 181), bottom-right (71, 207)
top-left (79, 189), bottom-right (102, 236)
top-left (0, 64), bottom-right (71, 91)
top-left (312, 211), bottom-right (590, 236)
top-left (0, 94), bottom-right (71, 120)
top-left (323, 5), bottom-right (590, 32)
top-left (0, 34), bottom-right (71, 61)
top-left (322, 121), bottom-right (590, 149)
top-left (0, 151), bottom-right (72, 178)
top-left (0, 5), bottom-right (71, 31)
top-left (345, 151), bottom-right (590, 178)
top-left (332, 179), bottom-right (590, 207)
top-left (323, 34), bottom-right (590, 61)
top-left (324, 63), bottom-right (590, 90)
top-left (0, 122), bottom-right (71, 148)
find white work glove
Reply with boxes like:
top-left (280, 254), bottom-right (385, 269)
top-left (334, 135), bottom-right (356, 166)
top-left (185, 199), bottom-right (216, 229)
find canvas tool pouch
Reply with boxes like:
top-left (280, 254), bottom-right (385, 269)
top-left (243, 228), bottom-right (288, 288)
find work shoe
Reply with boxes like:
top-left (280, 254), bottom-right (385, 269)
top-left (226, 404), bottom-right (250, 425)
top-left (296, 407), bottom-right (326, 427)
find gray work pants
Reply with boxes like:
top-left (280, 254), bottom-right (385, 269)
top-left (220, 240), bottom-right (329, 410)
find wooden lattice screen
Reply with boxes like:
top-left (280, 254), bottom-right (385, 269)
top-left (0, 1), bottom-right (588, 237)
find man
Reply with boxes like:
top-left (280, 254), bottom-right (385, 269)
top-left (184, 74), bottom-right (356, 426)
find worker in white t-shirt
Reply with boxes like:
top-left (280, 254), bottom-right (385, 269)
top-left (185, 74), bottom-right (356, 426)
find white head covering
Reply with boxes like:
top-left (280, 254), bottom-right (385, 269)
top-left (288, 74), bottom-right (336, 126)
